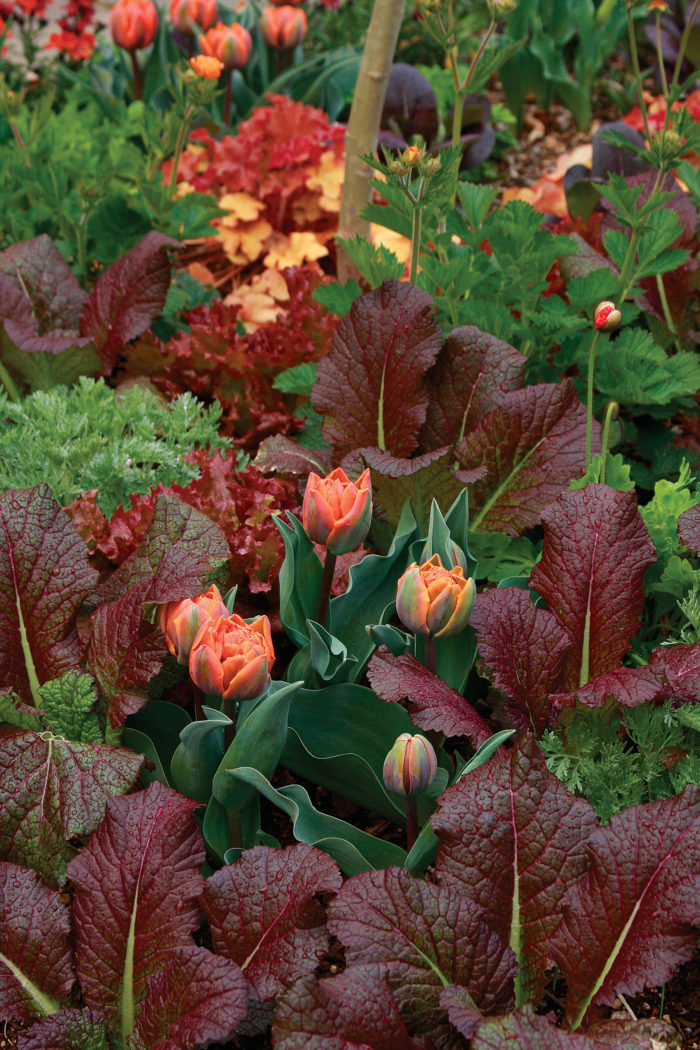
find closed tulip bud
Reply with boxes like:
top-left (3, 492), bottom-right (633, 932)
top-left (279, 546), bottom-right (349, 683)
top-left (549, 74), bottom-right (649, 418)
top-left (110, 0), bottom-right (158, 50)
top-left (383, 733), bottom-right (437, 796)
top-left (189, 613), bottom-right (275, 702)
top-left (158, 585), bottom-right (228, 665)
top-left (303, 467), bottom-right (372, 556)
top-left (170, 0), bottom-right (218, 33)
top-left (200, 21), bottom-right (252, 69)
top-left (396, 553), bottom-right (476, 639)
top-left (259, 5), bottom-right (307, 49)
top-left (594, 300), bottom-right (622, 332)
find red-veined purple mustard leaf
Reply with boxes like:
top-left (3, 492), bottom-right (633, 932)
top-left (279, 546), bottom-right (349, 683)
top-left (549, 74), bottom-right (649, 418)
top-left (354, 446), bottom-right (466, 530)
top-left (469, 589), bottom-right (572, 733)
top-left (97, 492), bottom-right (229, 606)
top-left (0, 485), bottom-right (98, 706)
top-left (312, 280), bottom-right (442, 459)
top-left (678, 504), bottom-right (700, 554)
top-left (420, 326), bottom-right (526, 452)
top-left (19, 1011), bottom-right (111, 1050)
top-left (366, 648), bottom-right (492, 744)
top-left (469, 1005), bottom-right (670, 1050)
top-left (438, 986), bottom-right (482, 1041)
top-left (272, 970), bottom-right (432, 1050)
top-left (431, 733), bottom-right (598, 1005)
top-left (200, 843), bottom-right (342, 1002)
top-left (327, 866), bottom-right (516, 1044)
top-left (87, 579), bottom-right (169, 727)
top-left (547, 785), bottom-right (700, 1029)
top-left (529, 486), bottom-right (656, 691)
top-left (129, 945), bottom-right (249, 1050)
top-left (253, 435), bottom-right (332, 479)
top-left (81, 232), bottom-right (180, 369)
top-left (0, 862), bottom-right (73, 1022)
top-left (650, 640), bottom-right (700, 703)
top-left (0, 235), bottom-right (87, 339)
top-left (0, 728), bottom-right (142, 886)
top-left (583, 1018), bottom-right (677, 1048)
top-left (67, 781), bottom-right (206, 1030)
top-left (455, 380), bottom-right (596, 536)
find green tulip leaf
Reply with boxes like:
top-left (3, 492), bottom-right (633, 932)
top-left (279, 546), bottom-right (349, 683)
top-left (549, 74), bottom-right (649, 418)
top-left (307, 620), bottom-right (357, 683)
top-left (455, 729), bottom-right (516, 780)
top-left (124, 701), bottom-right (192, 787)
top-left (203, 794), bottom-right (261, 862)
top-left (169, 706), bottom-right (228, 804)
top-left (405, 821), bottom-right (439, 876)
top-left (275, 512), bottom-right (324, 647)
top-left (365, 622), bottom-right (413, 656)
top-left (122, 727), bottom-right (171, 788)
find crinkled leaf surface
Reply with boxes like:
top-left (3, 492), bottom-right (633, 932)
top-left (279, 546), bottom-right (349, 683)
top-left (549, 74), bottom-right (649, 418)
top-left (469, 589), bottom-right (572, 732)
top-left (457, 380), bottom-right (595, 535)
top-left (328, 866), bottom-right (516, 1042)
top-left (273, 970), bottom-right (431, 1050)
top-left (0, 862), bottom-right (73, 1022)
top-left (421, 326), bottom-right (525, 451)
top-left (357, 446), bottom-right (465, 532)
top-left (201, 843), bottom-right (342, 1001)
top-left (67, 781), bottom-right (205, 1029)
top-left (19, 1010), bottom-right (111, 1050)
top-left (0, 235), bottom-right (87, 341)
top-left (367, 648), bottom-right (492, 744)
top-left (0, 729), bottom-right (142, 886)
top-left (556, 639), bottom-right (700, 709)
top-left (469, 1005), bottom-right (666, 1049)
top-left (0, 484), bottom-right (98, 705)
top-left (312, 281), bottom-right (442, 459)
top-left (678, 503), bottom-right (700, 554)
top-left (431, 734), bottom-right (597, 1003)
top-left (81, 232), bottom-right (179, 369)
top-left (529, 486), bottom-right (656, 690)
top-left (548, 786), bottom-right (700, 1028)
top-left (129, 945), bottom-right (249, 1050)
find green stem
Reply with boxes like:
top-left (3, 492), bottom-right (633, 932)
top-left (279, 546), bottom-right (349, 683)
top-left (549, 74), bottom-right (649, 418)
top-left (655, 271), bottom-right (681, 348)
top-left (462, 18), bottom-right (496, 94)
top-left (585, 330), bottom-right (603, 472)
top-left (168, 103), bottom-right (194, 195)
top-left (423, 635), bottom-right (437, 675)
top-left (223, 697), bottom-right (241, 850)
top-left (0, 360), bottom-right (22, 402)
top-left (409, 204), bottom-right (422, 284)
top-left (316, 551), bottom-right (337, 629)
top-left (654, 13), bottom-right (669, 99)
top-left (599, 401), bottom-right (618, 486)
top-left (405, 794), bottom-right (418, 851)
top-left (625, 4), bottom-right (651, 143)
top-left (669, 0), bottom-right (700, 101)
top-left (130, 49), bottom-right (143, 101)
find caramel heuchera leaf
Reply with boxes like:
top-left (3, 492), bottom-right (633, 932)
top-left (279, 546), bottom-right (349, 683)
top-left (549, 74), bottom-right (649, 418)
top-left (367, 648), bottom-right (492, 744)
top-left (67, 781), bottom-right (206, 1030)
top-left (0, 484), bottom-right (98, 705)
top-left (312, 280), bottom-right (442, 459)
top-left (129, 946), bottom-right (249, 1050)
top-left (0, 862), bottom-right (73, 1022)
top-left (0, 729), bottom-right (142, 886)
top-left (328, 866), bottom-right (516, 1042)
top-left (421, 326), bottom-right (526, 451)
top-left (469, 589), bottom-right (572, 732)
top-left (431, 734), bottom-right (597, 1004)
top-left (529, 485), bottom-right (656, 690)
top-left (273, 970), bottom-right (431, 1050)
top-left (19, 1011), bottom-right (111, 1050)
top-left (457, 380), bottom-right (595, 535)
top-left (548, 786), bottom-right (700, 1029)
top-left (201, 844), bottom-right (342, 1001)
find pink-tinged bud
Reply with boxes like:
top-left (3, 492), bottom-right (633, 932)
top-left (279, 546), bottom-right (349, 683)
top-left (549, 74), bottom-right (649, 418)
top-left (170, 0), bottom-right (218, 33)
top-left (199, 20), bottom-right (252, 69)
top-left (158, 585), bottom-right (228, 665)
top-left (189, 613), bottom-right (274, 702)
top-left (383, 733), bottom-right (437, 796)
top-left (396, 553), bottom-right (476, 639)
top-left (303, 467), bottom-right (372, 556)
top-left (259, 5), bottom-right (307, 49)
top-left (110, 0), bottom-right (158, 50)
top-left (594, 301), bottom-right (622, 332)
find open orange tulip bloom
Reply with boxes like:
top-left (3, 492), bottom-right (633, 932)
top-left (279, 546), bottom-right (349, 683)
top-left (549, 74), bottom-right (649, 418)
top-left (158, 585), bottom-right (229, 665)
top-left (189, 613), bottom-right (275, 702)
top-left (396, 553), bottom-right (476, 639)
top-left (302, 467), bottom-right (371, 555)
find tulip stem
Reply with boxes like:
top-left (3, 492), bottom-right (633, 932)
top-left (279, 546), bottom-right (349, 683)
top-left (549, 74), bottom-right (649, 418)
top-left (405, 795), bottom-right (418, 852)
top-left (130, 50), bottom-right (143, 101)
top-left (224, 71), bottom-right (232, 126)
top-left (424, 636), bottom-right (437, 676)
top-left (223, 697), bottom-right (238, 751)
top-left (316, 552), bottom-right (337, 629)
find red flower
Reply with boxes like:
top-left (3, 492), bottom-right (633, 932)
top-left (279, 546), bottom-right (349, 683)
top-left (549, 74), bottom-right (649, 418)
top-left (170, 0), bottom-right (217, 33)
top-left (189, 613), bottom-right (275, 701)
top-left (259, 5), bottom-right (307, 49)
top-left (199, 20), bottom-right (252, 69)
top-left (110, 0), bottom-right (158, 50)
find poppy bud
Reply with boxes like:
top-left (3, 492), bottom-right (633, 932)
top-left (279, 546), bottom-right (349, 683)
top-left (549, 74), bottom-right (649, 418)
top-left (396, 553), bottom-right (476, 639)
top-left (199, 21), bottom-right (253, 69)
top-left (109, 0), bottom-right (158, 50)
top-left (593, 301), bottom-right (622, 332)
top-left (383, 733), bottom-right (437, 796)
top-left (259, 5), bottom-right (307, 49)
top-left (158, 585), bottom-right (229, 665)
top-left (303, 467), bottom-right (372, 556)
top-left (170, 0), bottom-right (218, 33)
top-left (189, 614), bottom-right (274, 702)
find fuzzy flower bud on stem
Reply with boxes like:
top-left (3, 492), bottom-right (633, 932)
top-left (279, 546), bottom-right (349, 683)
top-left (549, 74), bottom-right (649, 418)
top-left (593, 300), bottom-right (622, 332)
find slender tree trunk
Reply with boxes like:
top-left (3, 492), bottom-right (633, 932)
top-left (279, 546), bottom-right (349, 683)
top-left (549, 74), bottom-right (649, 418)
top-left (337, 0), bottom-right (406, 282)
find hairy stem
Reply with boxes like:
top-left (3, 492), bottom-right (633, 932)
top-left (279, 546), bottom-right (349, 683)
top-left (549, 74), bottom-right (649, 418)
top-left (599, 401), bottom-right (618, 486)
top-left (585, 330), bottom-right (603, 472)
top-left (409, 204), bottom-right (422, 284)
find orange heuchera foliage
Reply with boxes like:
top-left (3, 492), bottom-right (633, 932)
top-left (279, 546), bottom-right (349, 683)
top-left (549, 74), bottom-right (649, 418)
top-left (46, 0), bottom-right (96, 58)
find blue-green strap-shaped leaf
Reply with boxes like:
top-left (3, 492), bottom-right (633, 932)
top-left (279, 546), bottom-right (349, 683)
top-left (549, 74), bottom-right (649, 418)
top-left (307, 620), bottom-right (357, 683)
top-left (275, 513), bottom-right (323, 648)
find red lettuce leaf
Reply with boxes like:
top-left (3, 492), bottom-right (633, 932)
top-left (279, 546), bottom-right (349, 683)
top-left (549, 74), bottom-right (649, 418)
top-left (129, 945), bottom-right (249, 1050)
top-left (0, 862), bottom-right (73, 1022)
top-left (19, 1010), bottom-right (111, 1050)
top-left (0, 235), bottom-right (87, 341)
top-left (366, 648), bottom-right (492, 744)
top-left (529, 486), bottom-right (656, 690)
top-left (312, 281), bottom-right (442, 459)
top-left (272, 970), bottom-right (431, 1050)
top-left (327, 866), bottom-right (516, 1042)
top-left (548, 785), bottom-right (700, 1028)
top-left (678, 503), bottom-right (700, 553)
top-left (0, 728), bottom-right (142, 886)
top-left (469, 589), bottom-right (572, 732)
top-left (0, 485), bottom-right (98, 705)
top-left (456, 380), bottom-right (595, 535)
top-left (81, 232), bottom-right (179, 369)
top-left (421, 326), bottom-right (526, 452)
top-left (67, 781), bottom-right (206, 1030)
top-left (431, 733), bottom-right (597, 1004)
top-left (201, 844), bottom-right (342, 1001)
